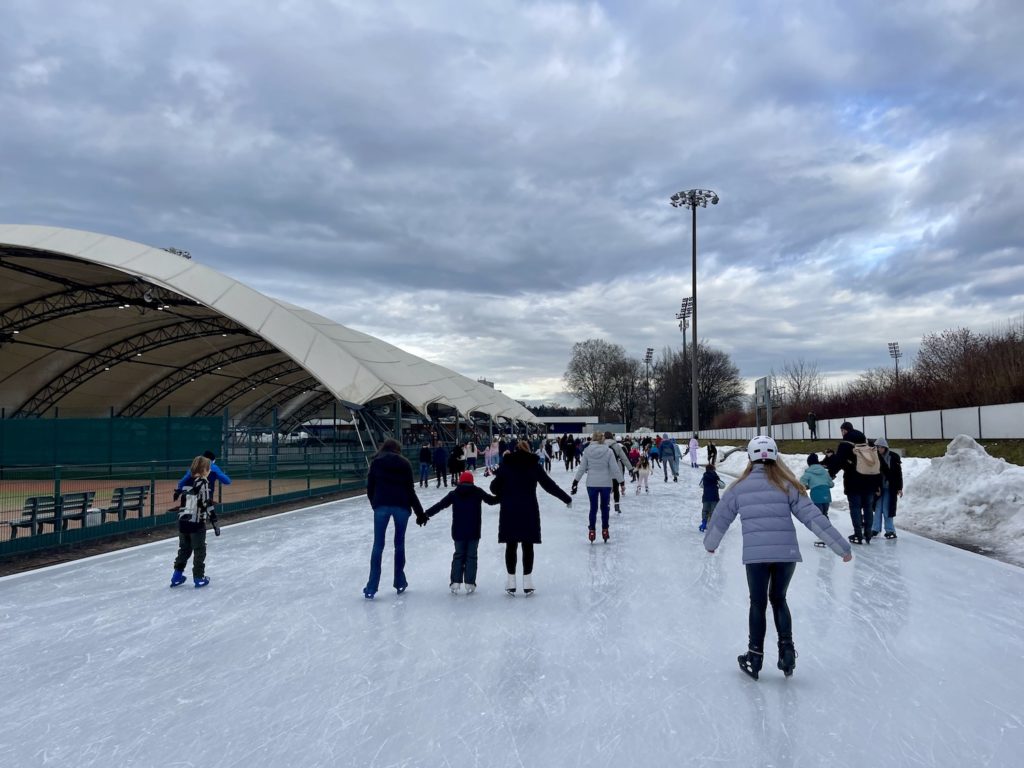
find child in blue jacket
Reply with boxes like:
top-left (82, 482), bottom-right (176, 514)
top-left (698, 464), bottom-right (726, 532)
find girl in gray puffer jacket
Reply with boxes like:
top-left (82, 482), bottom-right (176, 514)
top-left (704, 436), bottom-right (852, 680)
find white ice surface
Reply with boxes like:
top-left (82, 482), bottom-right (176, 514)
top-left (2, 455), bottom-right (1023, 768)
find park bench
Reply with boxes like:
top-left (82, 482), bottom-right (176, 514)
top-left (37, 491), bottom-right (97, 532)
top-left (9, 496), bottom-right (59, 538)
top-left (100, 485), bottom-right (150, 523)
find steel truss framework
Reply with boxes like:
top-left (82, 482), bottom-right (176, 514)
top-left (13, 317), bottom-right (252, 417)
top-left (118, 341), bottom-right (278, 417)
top-left (194, 361), bottom-right (313, 417)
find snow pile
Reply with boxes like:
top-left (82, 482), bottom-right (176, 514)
top-left (902, 435), bottom-right (1024, 564)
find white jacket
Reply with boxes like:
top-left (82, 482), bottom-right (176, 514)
top-left (574, 442), bottom-right (619, 488)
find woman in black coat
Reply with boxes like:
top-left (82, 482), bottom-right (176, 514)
top-left (363, 439), bottom-right (425, 599)
top-left (490, 441), bottom-right (572, 595)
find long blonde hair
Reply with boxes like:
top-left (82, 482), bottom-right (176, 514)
top-left (731, 459), bottom-right (806, 495)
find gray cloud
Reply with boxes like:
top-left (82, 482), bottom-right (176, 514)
top-left (1, 0), bottom-right (1022, 403)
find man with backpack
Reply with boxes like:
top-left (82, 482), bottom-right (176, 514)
top-left (825, 421), bottom-right (882, 545)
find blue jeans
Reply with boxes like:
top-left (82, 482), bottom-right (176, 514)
top-left (663, 453), bottom-right (679, 480)
top-left (365, 506), bottom-right (411, 594)
top-left (419, 462), bottom-right (431, 484)
top-left (451, 539), bottom-right (480, 584)
top-left (587, 486), bottom-right (611, 529)
top-left (814, 502), bottom-right (830, 516)
top-left (872, 490), bottom-right (896, 533)
top-left (847, 493), bottom-right (873, 538)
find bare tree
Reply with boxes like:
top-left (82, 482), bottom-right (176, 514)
top-left (609, 357), bottom-right (644, 431)
top-left (564, 339), bottom-right (625, 420)
top-left (779, 358), bottom-right (824, 411)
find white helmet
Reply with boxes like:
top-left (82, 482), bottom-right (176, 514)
top-left (747, 435), bottom-right (778, 462)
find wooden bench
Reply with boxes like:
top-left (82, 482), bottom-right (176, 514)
top-left (38, 491), bottom-right (97, 532)
top-left (100, 485), bottom-right (150, 523)
top-left (9, 496), bottom-right (59, 538)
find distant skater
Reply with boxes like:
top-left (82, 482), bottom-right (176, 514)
top-left (635, 456), bottom-right (651, 494)
top-left (170, 454), bottom-right (216, 589)
top-left (572, 432), bottom-right (619, 543)
top-left (698, 463), bottom-right (725, 532)
top-left (704, 436), bottom-right (852, 680)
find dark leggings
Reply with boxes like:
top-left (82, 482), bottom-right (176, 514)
top-left (505, 542), bottom-right (535, 575)
top-left (745, 562), bottom-right (797, 650)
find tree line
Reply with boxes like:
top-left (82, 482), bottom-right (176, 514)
top-left (562, 338), bottom-right (745, 432)
top-left (713, 317), bottom-right (1024, 427)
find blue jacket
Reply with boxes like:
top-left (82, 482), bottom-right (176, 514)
top-left (177, 462), bottom-right (232, 498)
top-left (699, 469), bottom-right (724, 502)
top-left (799, 464), bottom-right (834, 504)
top-left (704, 464), bottom-right (850, 563)
top-left (366, 452), bottom-right (424, 516)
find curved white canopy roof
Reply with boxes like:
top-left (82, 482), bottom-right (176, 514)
top-left (0, 225), bottom-right (537, 424)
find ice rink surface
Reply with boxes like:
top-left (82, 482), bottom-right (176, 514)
top-left (3, 458), bottom-right (1023, 768)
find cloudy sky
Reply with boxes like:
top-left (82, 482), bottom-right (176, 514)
top-left (2, 0), bottom-right (1022, 404)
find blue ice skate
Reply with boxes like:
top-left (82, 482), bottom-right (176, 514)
top-left (193, 576), bottom-right (210, 588)
top-left (170, 570), bottom-right (186, 588)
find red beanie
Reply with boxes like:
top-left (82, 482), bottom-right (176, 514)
top-left (458, 471), bottom-right (474, 484)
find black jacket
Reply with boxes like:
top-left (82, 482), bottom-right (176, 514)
top-left (418, 446), bottom-right (432, 463)
top-left (826, 429), bottom-right (882, 496)
top-left (432, 446), bottom-right (448, 468)
top-left (490, 449), bottom-right (572, 544)
top-left (366, 452), bottom-right (424, 516)
top-left (878, 450), bottom-right (903, 517)
top-left (424, 483), bottom-right (498, 540)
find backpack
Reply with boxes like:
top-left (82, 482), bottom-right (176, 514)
top-left (847, 441), bottom-right (880, 475)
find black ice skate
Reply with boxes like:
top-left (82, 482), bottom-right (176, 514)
top-left (738, 647), bottom-right (764, 680)
top-left (777, 640), bottom-right (797, 677)
top-left (848, 534), bottom-right (863, 545)
top-left (885, 532), bottom-right (898, 539)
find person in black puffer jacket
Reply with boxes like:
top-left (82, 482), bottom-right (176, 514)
top-left (825, 421), bottom-right (882, 544)
top-left (363, 439), bottom-right (425, 599)
top-left (490, 441), bottom-right (572, 595)
top-left (421, 471), bottom-right (498, 594)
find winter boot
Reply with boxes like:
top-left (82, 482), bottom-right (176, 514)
top-left (450, 582), bottom-right (461, 595)
top-left (523, 574), bottom-right (535, 596)
top-left (777, 640), bottom-right (798, 677)
top-left (465, 583), bottom-right (476, 594)
top-left (193, 576), bottom-right (210, 589)
top-left (505, 573), bottom-right (517, 595)
top-left (738, 647), bottom-right (764, 680)
top-left (588, 527), bottom-right (596, 543)
top-left (602, 527), bottom-right (610, 543)
top-left (170, 570), bottom-right (186, 588)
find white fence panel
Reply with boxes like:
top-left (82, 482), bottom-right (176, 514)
top-left (910, 410), bottom-right (943, 439)
top-left (863, 415), bottom-right (886, 439)
top-left (885, 413), bottom-right (912, 439)
top-left (979, 403), bottom-right (1024, 439)
top-left (942, 407), bottom-right (980, 439)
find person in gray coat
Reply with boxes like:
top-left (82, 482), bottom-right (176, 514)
top-left (704, 435), bottom-right (852, 680)
top-left (605, 432), bottom-right (633, 514)
top-left (571, 432), bottom-right (619, 542)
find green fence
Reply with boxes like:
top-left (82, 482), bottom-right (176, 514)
top-left (0, 416), bottom-right (224, 467)
top-left (0, 450), bottom-right (395, 558)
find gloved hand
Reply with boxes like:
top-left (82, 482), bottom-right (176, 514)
top-left (571, 480), bottom-right (578, 495)
top-left (416, 513), bottom-right (428, 527)
top-left (209, 510), bottom-right (221, 537)
top-left (172, 489), bottom-right (182, 502)
top-left (565, 501), bottom-right (572, 509)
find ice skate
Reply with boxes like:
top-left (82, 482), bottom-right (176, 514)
top-left (450, 582), bottom-right (461, 595)
top-left (193, 576), bottom-right (210, 589)
top-left (588, 527), bottom-right (596, 543)
top-left (169, 570), bottom-right (186, 588)
top-left (363, 588), bottom-right (375, 600)
top-left (885, 532), bottom-right (897, 539)
top-left (465, 583), bottom-right (476, 594)
top-left (523, 574), bottom-right (535, 596)
top-left (777, 640), bottom-right (798, 677)
top-left (505, 573), bottom-right (516, 595)
top-left (614, 502), bottom-right (621, 513)
top-left (848, 534), bottom-right (863, 545)
top-left (602, 528), bottom-right (609, 543)
top-left (699, 521), bottom-right (707, 533)
top-left (738, 647), bottom-right (764, 680)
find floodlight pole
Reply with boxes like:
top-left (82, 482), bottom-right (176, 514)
top-left (888, 341), bottom-right (902, 386)
top-left (670, 188), bottom-right (719, 436)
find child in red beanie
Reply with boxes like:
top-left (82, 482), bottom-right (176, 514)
top-left (421, 471), bottom-right (498, 593)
